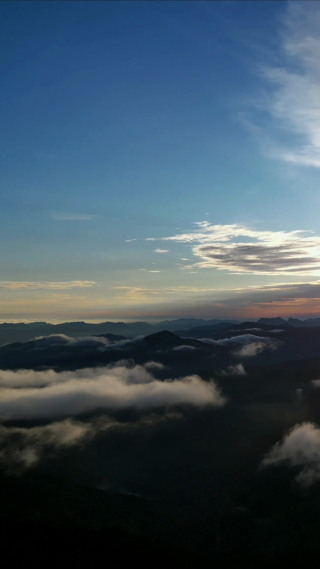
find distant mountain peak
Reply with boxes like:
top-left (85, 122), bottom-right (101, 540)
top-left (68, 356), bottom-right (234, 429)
top-left (257, 317), bottom-right (287, 325)
top-left (144, 330), bottom-right (182, 345)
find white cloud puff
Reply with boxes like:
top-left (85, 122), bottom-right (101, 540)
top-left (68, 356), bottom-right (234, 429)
top-left (29, 334), bottom-right (145, 353)
top-left (201, 334), bottom-right (278, 352)
top-left (199, 334), bottom-right (279, 357)
top-left (0, 412), bottom-right (184, 473)
top-left (236, 341), bottom-right (278, 357)
top-left (199, 338), bottom-right (220, 346)
top-left (144, 361), bottom-right (167, 370)
top-left (32, 334), bottom-right (111, 349)
top-left (172, 345), bottom-right (197, 351)
top-left (216, 334), bottom-right (274, 347)
top-left (0, 363), bottom-right (225, 421)
top-left (220, 364), bottom-right (247, 376)
top-left (261, 422), bottom-right (320, 486)
top-left (0, 418), bottom-right (101, 470)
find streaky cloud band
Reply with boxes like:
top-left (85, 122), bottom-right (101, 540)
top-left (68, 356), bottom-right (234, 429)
top-left (0, 281), bottom-right (97, 290)
top-left (147, 222), bottom-right (320, 275)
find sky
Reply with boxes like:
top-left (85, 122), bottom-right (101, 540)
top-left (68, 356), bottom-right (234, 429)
top-left (2, 0), bottom-right (320, 322)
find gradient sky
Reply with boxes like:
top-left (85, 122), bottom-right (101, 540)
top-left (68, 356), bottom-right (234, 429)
top-left (2, 0), bottom-right (320, 321)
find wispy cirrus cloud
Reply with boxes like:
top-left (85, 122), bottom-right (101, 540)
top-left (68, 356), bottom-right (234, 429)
top-left (110, 277), bottom-right (320, 319)
top-left (249, 1), bottom-right (320, 168)
top-left (112, 285), bottom-right (220, 303)
top-left (51, 212), bottom-right (98, 221)
top-left (147, 221), bottom-right (320, 275)
top-left (154, 249), bottom-right (169, 253)
top-left (0, 281), bottom-right (97, 290)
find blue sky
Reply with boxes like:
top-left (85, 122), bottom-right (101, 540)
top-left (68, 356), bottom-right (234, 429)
top-left (2, 1), bottom-right (320, 321)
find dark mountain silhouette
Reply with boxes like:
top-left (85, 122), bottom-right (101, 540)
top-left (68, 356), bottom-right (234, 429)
top-left (257, 317), bottom-right (287, 326)
top-left (93, 333), bottom-right (128, 342)
top-left (155, 318), bottom-right (239, 330)
top-left (0, 329), bottom-right (225, 374)
top-left (258, 316), bottom-right (320, 328)
top-left (287, 317), bottom-right (320, 327)
top-left (175, 320), bottom-right (291, 338)
top-left (144, 330), bottom-right (183, 346)
top-left (4, 321), bottom-right (320, 372)
top-left (5, 316), bottom-right (320, 347)
top-left (0, 319), bottom-right (239, 346)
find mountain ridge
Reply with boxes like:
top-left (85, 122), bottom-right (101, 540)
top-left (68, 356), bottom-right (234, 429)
top-left (0, 318), bottom-right (239, 346)
top-left (3, 316), bottom-right (320, 347)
